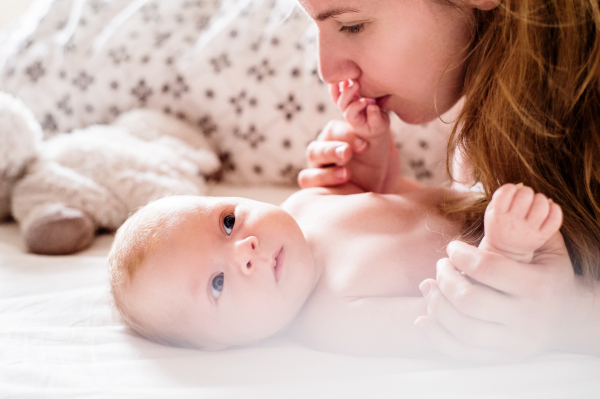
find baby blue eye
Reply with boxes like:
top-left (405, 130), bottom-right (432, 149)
top-left (211, 273), bottom-right (224, 299)
top-left (223, 214), bottom-right (235, 235)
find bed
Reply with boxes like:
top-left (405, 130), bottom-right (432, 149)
top-left (1, 1), bottom-right (600, 397)
top-left (2, 184), bottom-right (600, 398)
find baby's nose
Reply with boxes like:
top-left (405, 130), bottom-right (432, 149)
top-left (235, 236), bottom-right (259, 275)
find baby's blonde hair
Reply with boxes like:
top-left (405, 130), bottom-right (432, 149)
top-left (107, 196), bottom-right (200, 348)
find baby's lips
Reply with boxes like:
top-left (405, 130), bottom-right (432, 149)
top-left (365, 98), bottom-right (376, 105)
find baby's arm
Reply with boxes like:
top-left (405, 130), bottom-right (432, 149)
top-left (292, 295), bottom-right (435, 357)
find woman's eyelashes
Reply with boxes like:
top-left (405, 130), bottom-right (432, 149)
top-left (339, 23), bottom-right (365, 35)
top-left (223, 214), bottom-right (235, 235)
top-left (211, 273), bottom-right (224, 299)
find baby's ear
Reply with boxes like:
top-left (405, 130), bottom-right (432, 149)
top-left (466, 0), bottom-right (501, 11)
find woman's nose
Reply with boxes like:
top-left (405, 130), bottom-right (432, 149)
top-left (234, 236), bottom-right (259, 275)
top-left (317, 30), bottom-right (360, 85)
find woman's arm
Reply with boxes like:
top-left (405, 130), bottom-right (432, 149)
top-left (415, 236), bottom-right (600, 362)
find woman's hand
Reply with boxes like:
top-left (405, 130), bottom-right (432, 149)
top-left (415, 235), bottom-right (600, 362)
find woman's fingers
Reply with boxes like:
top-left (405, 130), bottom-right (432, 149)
top-left (297, 166), bottom-right (349, 188)
top-left (420, 278), bottom-right (539, 358)
top-left (433, 259), bottom-right (515, 324)
top-left (421, 279), bottom-right (515, 349)
top-left (446, 240), bottom-right (538, 295)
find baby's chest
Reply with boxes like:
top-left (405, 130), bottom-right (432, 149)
top-left (306, 198), bottom-right (453, 298)
top-left (319, 231), bottom-right (442, 297)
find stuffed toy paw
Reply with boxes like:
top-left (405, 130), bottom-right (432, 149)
top-left (0, 92), bottom-right (43, 222)
top-left (1, 95), bottom-right (220, 255)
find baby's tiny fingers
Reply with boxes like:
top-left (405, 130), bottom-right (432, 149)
top-left (306, 141), bottom-right (352, 167)
top-left (540, 201), bottom-right (563, 235)
top-left (329, 83), bottom-right (342, 104)
top-left (343, 99), bottom-right (369, 129)
top-left (298, 166), bottom-right (349, 189)
top-left (366, 104), bottom-right (390, 137)
top-left (337, 81), bottom-right (361, 112)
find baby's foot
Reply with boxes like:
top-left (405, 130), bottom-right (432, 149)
top-left (479, 184), bottom-right (563, 263)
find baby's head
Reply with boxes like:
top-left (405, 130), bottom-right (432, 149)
top-left (108, 195), bottom-right (318, 350)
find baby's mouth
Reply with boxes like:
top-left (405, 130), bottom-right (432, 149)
top-left (273, 246), bottom-right (284, 283)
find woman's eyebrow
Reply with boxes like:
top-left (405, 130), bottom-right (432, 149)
top-left (316, 8), bottom-right (359, 21)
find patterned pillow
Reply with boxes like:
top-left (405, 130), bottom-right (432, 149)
top-left (0, 0), bottom-right (452, 185)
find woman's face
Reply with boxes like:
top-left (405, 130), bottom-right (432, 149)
top-left (299, 0), bottom-right (473, 124)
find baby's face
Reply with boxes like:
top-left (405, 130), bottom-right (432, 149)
top-left (130, 196), bottom-right (318, 349)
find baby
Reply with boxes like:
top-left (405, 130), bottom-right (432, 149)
top-left (108, 83), bottom-right (564, 357)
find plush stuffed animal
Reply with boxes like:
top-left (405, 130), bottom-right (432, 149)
top-left (0, 92), bottom-right (220, 255)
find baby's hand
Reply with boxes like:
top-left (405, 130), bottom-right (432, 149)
top-left (308, 79), bottom-right (398, 194)
top-left (332, 80), bottom-right (390, 140)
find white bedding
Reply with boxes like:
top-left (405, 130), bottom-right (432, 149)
top-left (2, 184), bottom-right (600, 399)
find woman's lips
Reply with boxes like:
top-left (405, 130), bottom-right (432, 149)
top-left (376, 95), bottom-right (391, 111)
top-left (273, 246), bottom-right (284, 283)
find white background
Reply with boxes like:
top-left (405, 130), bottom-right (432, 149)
top-left (0, 0), bottom-right (36, 31)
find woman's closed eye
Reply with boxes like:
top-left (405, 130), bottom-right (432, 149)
top-left (340, 23), bottom-right (365, 35)
top-left (211, 273), bottom-right (224, 299)
top-left (223, 214), bottom-right (235, 235)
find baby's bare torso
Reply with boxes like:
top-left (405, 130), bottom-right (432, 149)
top-left (284, 185), bottom-right (459, 297)
top-left (281, 185), bottom-right (461, 351)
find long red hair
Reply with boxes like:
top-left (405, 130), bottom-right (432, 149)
top-left (447, 0), bottom-right (600, 279)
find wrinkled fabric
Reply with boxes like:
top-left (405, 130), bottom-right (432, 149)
top-left (0, 0), bottom-right (452, 186)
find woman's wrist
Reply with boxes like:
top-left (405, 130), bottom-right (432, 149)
top-left (554, 275), bottom-right (600, 355)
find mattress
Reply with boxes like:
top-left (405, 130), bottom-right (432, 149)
top-left (2, 184), bottom-right (600, 399)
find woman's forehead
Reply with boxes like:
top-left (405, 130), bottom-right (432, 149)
top-left (299, 0), bottom-right (369, 20)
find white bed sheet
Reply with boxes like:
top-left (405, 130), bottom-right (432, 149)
top-left (1, 184), bottom-right (600, 399)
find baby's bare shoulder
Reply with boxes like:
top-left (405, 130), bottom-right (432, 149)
top-left (281, 184), bottom-right (364, 215)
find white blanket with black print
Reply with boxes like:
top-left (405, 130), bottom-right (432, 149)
top-left (0, 0), bottom-right (453, 185)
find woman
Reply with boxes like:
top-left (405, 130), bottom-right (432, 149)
top-left (296, 0), bottom-right (600, 361)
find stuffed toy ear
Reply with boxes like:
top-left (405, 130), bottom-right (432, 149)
top-left (0, 92), bottom-right (43, 220)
